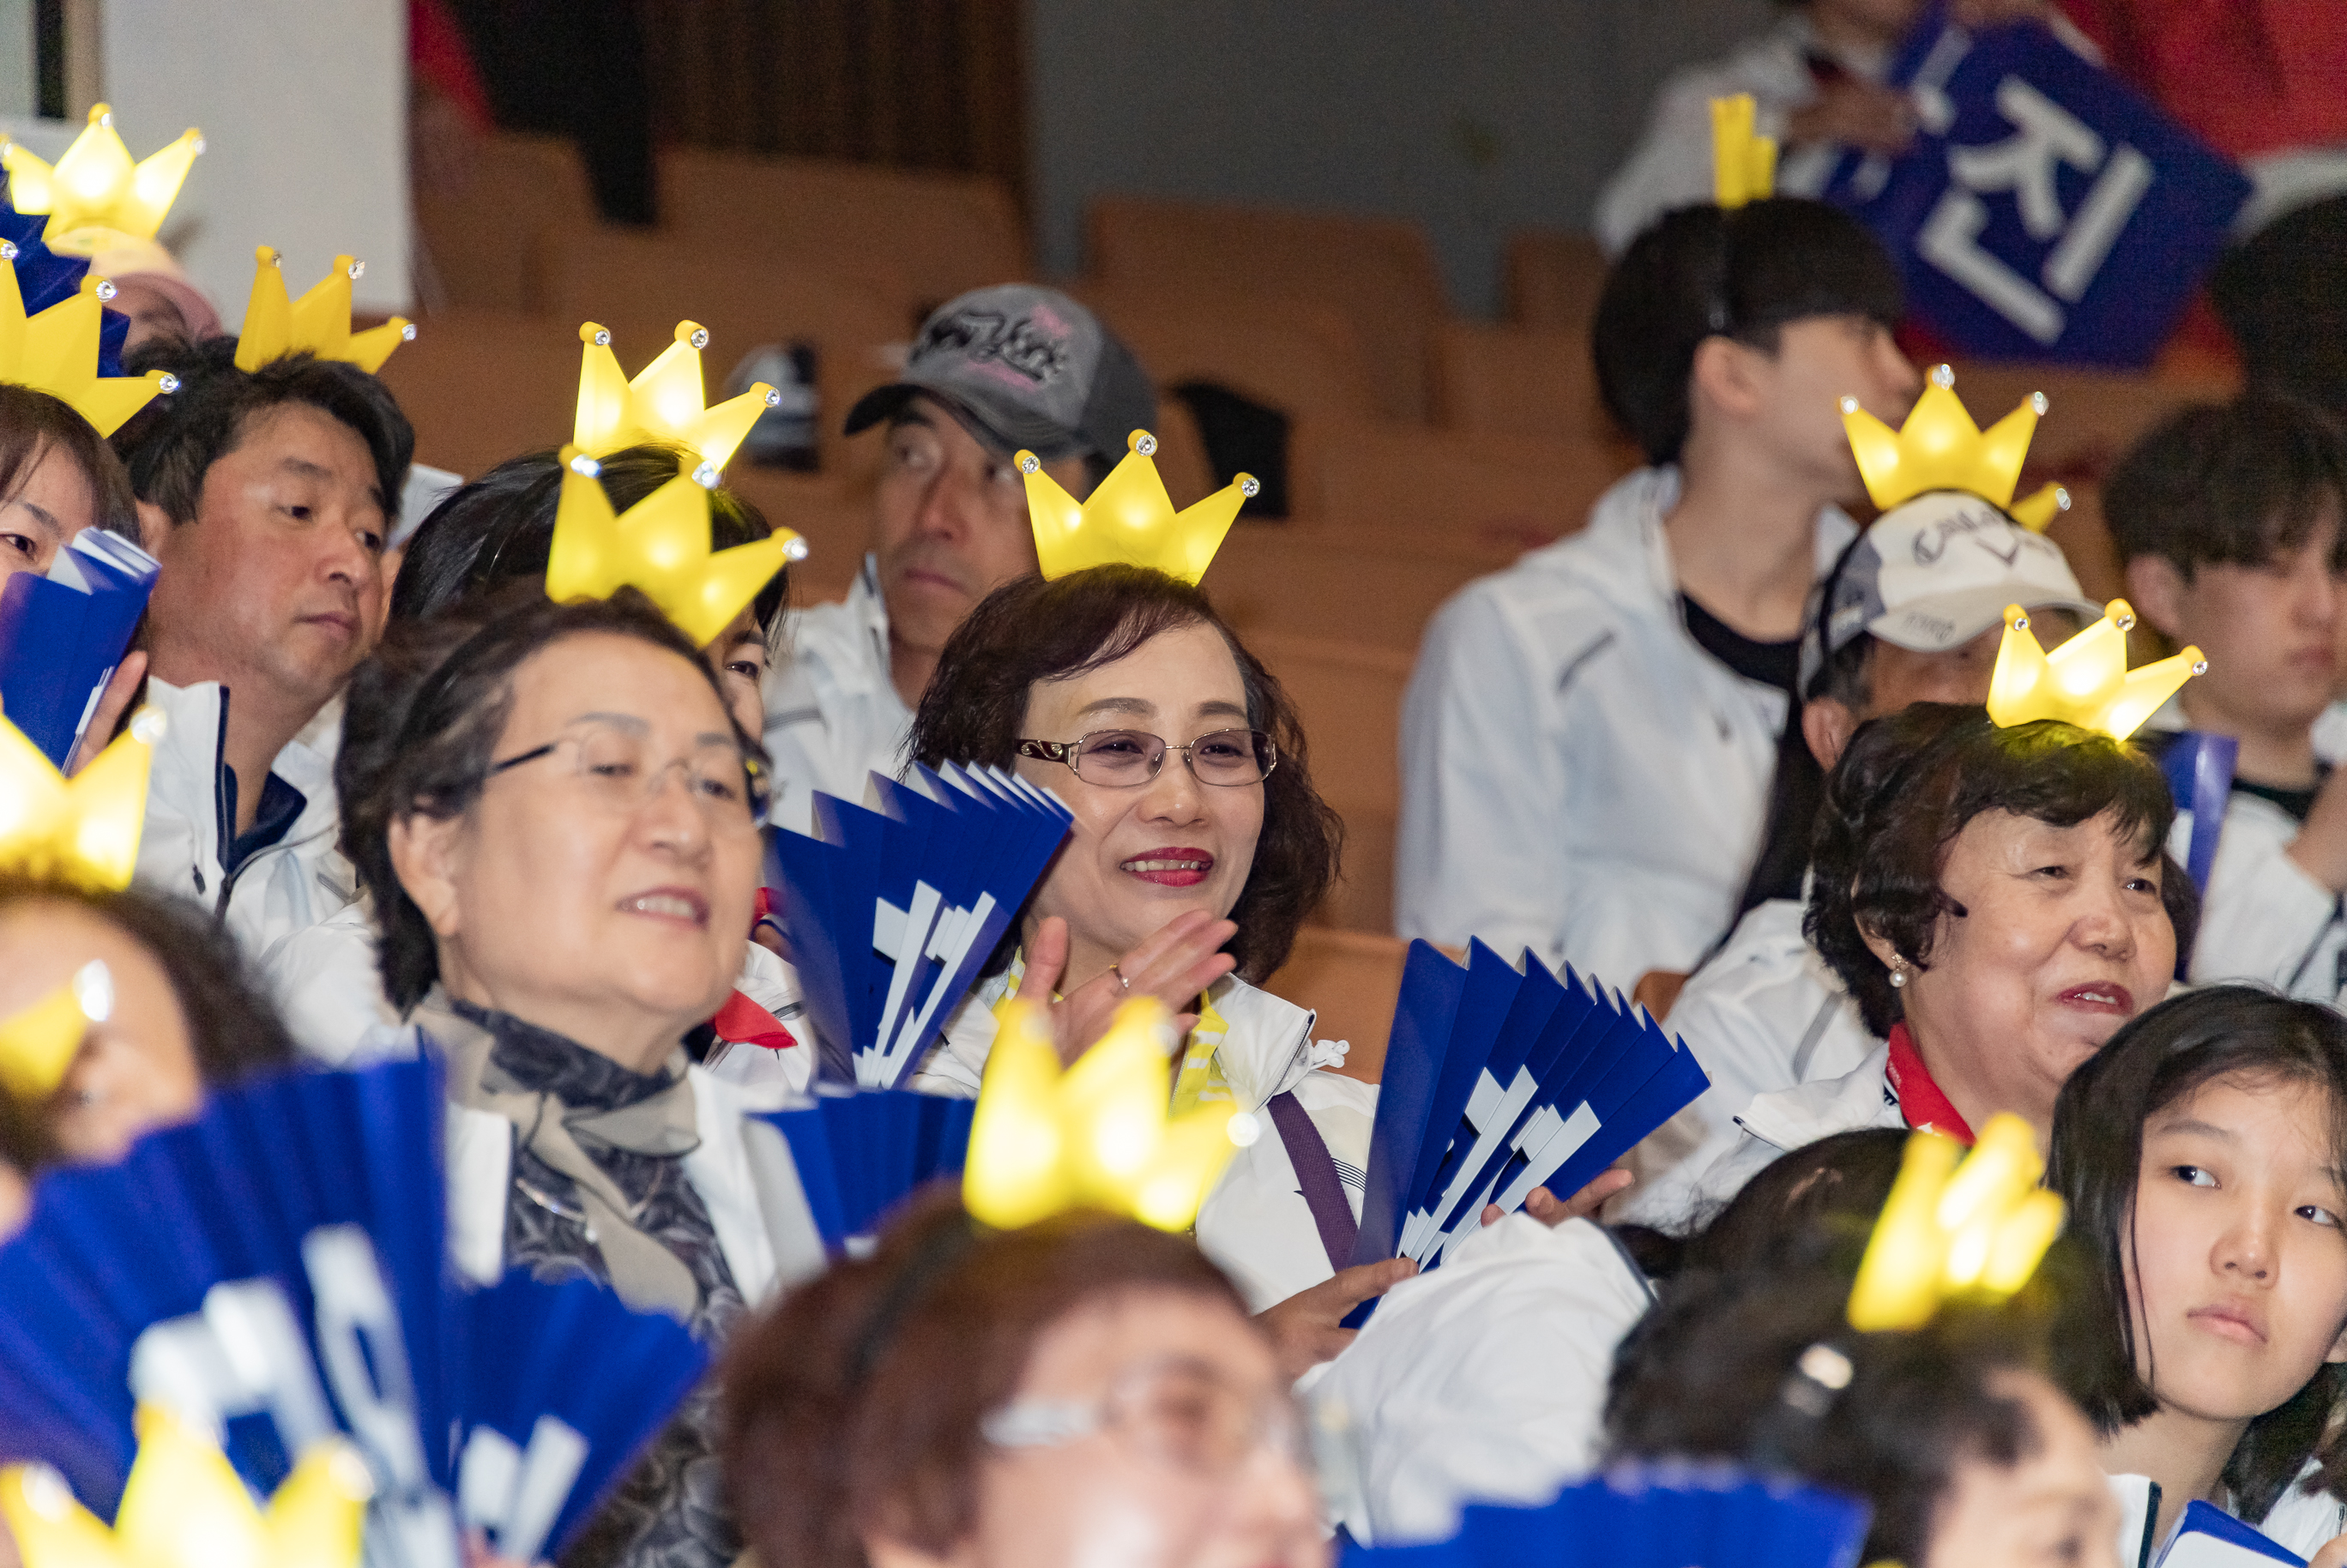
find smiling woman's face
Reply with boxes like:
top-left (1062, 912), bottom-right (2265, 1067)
top-left (1012, 623), bottom-right (1266, 990)
top-left (0, 439), bottom-right (96, 586)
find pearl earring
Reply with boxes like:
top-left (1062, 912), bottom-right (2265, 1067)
top-left (1888, 959), bottom-right (1907, 989)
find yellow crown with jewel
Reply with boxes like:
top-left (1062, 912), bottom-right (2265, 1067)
top-left (1711, 94), bottom-right (1777, 208)
top-left (234, 249), bottom-right (413, 375)
top-left (963, 997), bottom-right (1245, 1232)
top-left (1988, 599), bottom-right (2202, 742)
top-left (1020, 431), bottom-right (1257, 585)
top-left (0, 105), bottom-right (203, 254)
top-left (546, 446), bottom-right (803, 646)
top-left (0, 1403), bottom-right (370, 1568)
top-left (574, 321), bottom-right (779, 481)
top-left (1, 250), bottom-right (175, 436)
top-left (1847, 1113), bottom-right (2066, 1332)
top-left (0, 708), bottom-right (160, 891)
top-left (0, 959), bottom-right (112, 1101)
top-left (1843, 365), bottom-right (2070, 531)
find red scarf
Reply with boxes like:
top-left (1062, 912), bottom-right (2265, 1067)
top-left (1885, 1022), bottom-right (1976, 1145)
top-left (713, 990), bottom-right (798, 1053)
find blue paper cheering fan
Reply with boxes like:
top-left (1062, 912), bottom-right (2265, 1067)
top-left (0, 200), bottom-right (129, 370)
top-left (0, 526), bottom-right (160, 765)
top-left (1340, 1466), bottom-right (1870, 1568)
top-left (1351, 941), bottom-right (1710, 1293)
top-left (769, 762), bottom-right (1073, 1087)
top-left (0, 1058), bottom-right (708, 1566)
top-left (751, 1087), bottom-right (974, 1253)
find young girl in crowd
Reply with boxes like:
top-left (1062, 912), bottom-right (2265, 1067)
top-left (2048, 986), bottom-right (2347, 1561)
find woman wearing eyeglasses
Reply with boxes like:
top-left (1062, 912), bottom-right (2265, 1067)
top-left (723, 1191), bottom-right (1326, 1568)
top-left (904, 565), bottom-right (1420, 1374)
top-left (337, 585), bottom-right (789, 1568)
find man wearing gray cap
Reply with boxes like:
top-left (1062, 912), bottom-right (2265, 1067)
top-left (761, 285), bottom-right (1155, 830)
top-left (1616, 491), bottom-right (2099, 1227)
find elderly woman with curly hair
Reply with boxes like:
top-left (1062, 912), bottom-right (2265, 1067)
top-left (1686, 702), bottom-right (2197, 1213)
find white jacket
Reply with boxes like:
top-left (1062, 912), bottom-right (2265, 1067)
top-left (921, 969), bottom-right (1368, 1312)
top-left (761, 554), bottom-right (914, 835)
top-left (1614, 896), bottom-right (1879, 1231)
top-left (1397, 467), bottom-right (1855, 987)
top-left (134, 676), bottom-right (358, 959)
top-left (1685, 1040), bottom-right (1903, 1218)
top-left (1311, 1214), bottom-right (1654, 1545)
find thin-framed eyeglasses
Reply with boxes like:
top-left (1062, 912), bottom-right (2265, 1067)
top-left (980, 1354), bottom-right (1307, 1479)
top-left (1015, 728), bottom-right (1276, 789)
top-left (484, 717), bottom-right (771, 834)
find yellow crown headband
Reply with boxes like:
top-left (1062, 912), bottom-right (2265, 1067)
top-left (0, 960), bottom-right (111, 1102)
top-left (0, 250), bottom-right (175, 436)
top-left (1988, 599), bottom-right (2203, 742)
top-left (1019, 431), bottom-right (1257, 585)
top-left (1711, 94), bottom-right (1777, 208)
top-left (546, 446), bottom-right (804, 647)
top-left (0, 1403), bottom-right (369, 1568)
top-left (1842, 365), bottom-right (2069, 531)
top-left (574, 321), bottom-right (780, 482)
top-left (0, 708), bottom-right (161, 891)
top-left (1847, 1113), bottom-right (2066, 1332)
top-left (963, 997), bottom-right (1246, 1232)
top-left (0, 105), bottom-right (203, 254)
top-left (234, 248), bottom-right (413, 375)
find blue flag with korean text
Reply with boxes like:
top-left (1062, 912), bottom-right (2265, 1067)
top-left (1823, 13), bottom-right (2249, 366)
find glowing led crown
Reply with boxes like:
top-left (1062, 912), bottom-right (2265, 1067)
top-left (0, 1402), bottom-right (369, 1568)
top-left (1842, 365), bottom-right (2069, 531)
top-left (0, 960), bottom-right (111, 1102)
top-left (1988, 599), bottom-right (2202, 742)
top-left (1847, 1113), bottom-right (2066, 1333)
top-left (1020, 431), bottom-right (1256, 585)
top-left (1710, 94), bottom-right (1777, 208)
top-left (546, 446), bottom-right (803, 646)
top-left (0, 708), bottom-right (160, 890)
top-left (0, 250), bottom-right (174, 435)
top-left (963, 997), bottom-right (1244, 1232)
top-left (0, 105), bottom-right (203, 254)
top-left (233, 248), bottom-right (413, 374)
top-left (574, 321), bottom-right (779, 482)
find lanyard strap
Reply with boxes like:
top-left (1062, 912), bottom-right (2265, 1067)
top-left (1268, 1089), bottom-right (1359, 1274)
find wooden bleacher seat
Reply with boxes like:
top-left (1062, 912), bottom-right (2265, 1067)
top-left (412, 134), bottom-right (598, 314)
top-left (1075, 282), bottom-right (1382, 425)
top-left (1246, 631), bottom-right (1411, 936)
top-left (1085, 196), bottom-right (1449, 423)
top-left (1432, 320), bottom-right (1632, 452)
top-left (376, 309), bottom-right (587, 479)
top-left (656, 148), bottom-right (1029, 324)
top-left (1288, 418), bottom-right (1633, 554)
top-left (1260, 927), bottom-right (1411, 1084)
top-left (1505, 228), bottom-right (1609, 334)
top-left (1210, 528), bottom-right (1490, 654)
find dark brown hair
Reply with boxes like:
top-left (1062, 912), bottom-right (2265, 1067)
top-left (721, 1190), bottom-right (1244, 1568)
top-left (336, 585), bottom-right (763, 1011)
top-left (0, 383), bottom-right (141, 545)
top-left (1806, 704), bottom-right (2194, 1036)
top-left (906, 565), bottom-right (1342, 980)
top-left (2104, 394), bottom-right (2347, 578)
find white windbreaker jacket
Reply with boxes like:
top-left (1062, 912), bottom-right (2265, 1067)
top-left (1397, 467), bottom-right (1855, 988)
top-left (1683, 1040), bottom-right (1903, 1219)
top-left (761, 554), bottom-right (914, 835)
top-left (134, 676), bottom-right (358, 960)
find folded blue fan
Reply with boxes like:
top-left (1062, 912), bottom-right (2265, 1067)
top-left (0, 201), bottom-right (130, 368)
top-left (1350, 940), bottom-right (1710, 1286)
top-left (1340, 1465), bottom-right (1870, 1568)
top-left (0, 526), bottom-right (160, 765)
top-left (0, 1058), bottom-right (708, 1566)
top-left (751, 1087), bottom-right (975, 1251)
top-left (769, 762), bottom-right (1074, 1088)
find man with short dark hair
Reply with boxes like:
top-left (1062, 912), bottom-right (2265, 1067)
top-left (2109, 393), bottom-right (2347, 999)
top-left (118, 340), bottom-right (413, 956)
top-left (1398, 198), bottom-right (1918, 992)
top-left (761, 285), bottom-right (1151, 830)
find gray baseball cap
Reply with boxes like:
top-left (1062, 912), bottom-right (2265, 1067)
top-left (1802, 490), bottom-right (2103, 691)
top-left (845, 285), bottom-right (1156, 464)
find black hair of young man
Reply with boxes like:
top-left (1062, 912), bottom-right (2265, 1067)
top-left (1592, 197), bottom-right (1904, 466)
top-left (2103, 393), bottom-right (2347, 578)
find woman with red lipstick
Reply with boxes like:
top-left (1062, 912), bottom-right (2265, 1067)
top-left (2049, 986), bottom-right (2347, 1563)
top-left (1687, 703), bottom-right (2197, 1215)
top-left (338, 587), bottom-right (795, 1568)
top-left (905, 564), bottom-right (1427, 1376)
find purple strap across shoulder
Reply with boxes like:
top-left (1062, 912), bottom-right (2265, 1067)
top-left (1268, 1089), bottom-right (1358, 1273)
